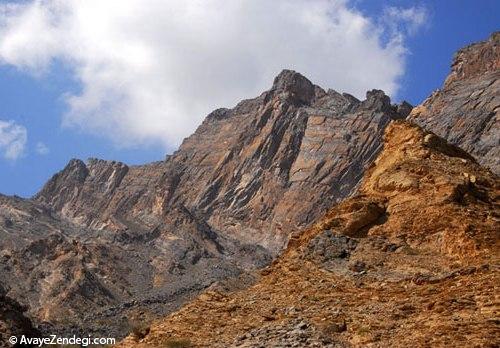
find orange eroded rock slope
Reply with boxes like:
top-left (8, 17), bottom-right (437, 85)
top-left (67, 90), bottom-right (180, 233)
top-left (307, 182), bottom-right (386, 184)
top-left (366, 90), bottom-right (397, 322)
top-left (120, 121), bottom-right (500, 347)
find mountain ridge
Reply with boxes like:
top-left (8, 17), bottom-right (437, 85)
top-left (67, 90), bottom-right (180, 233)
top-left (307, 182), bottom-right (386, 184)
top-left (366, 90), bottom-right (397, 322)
top-left (34, 69), bottom-right (411, 252)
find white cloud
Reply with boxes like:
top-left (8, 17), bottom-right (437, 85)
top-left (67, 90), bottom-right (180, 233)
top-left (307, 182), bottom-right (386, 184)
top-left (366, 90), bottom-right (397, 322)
top-left (0, 120), bottom-right (27, 160)
top-left (0, 0), bottom-right (423, 148)
top-left (382, 6), bottom-right (428, 44)
top-left (35, 141), bottom-right (50, 155)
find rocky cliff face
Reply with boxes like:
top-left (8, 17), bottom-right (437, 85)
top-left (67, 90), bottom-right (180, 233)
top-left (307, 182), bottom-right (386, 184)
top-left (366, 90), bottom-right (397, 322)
top-left (121, 121), bottom-right (499, 347)
top-left (409, 32), bottom-right (499, 174)
top-left (117, 35), bottom-right (499, 346)
top-left (35, 70), bottom-right (409, 252)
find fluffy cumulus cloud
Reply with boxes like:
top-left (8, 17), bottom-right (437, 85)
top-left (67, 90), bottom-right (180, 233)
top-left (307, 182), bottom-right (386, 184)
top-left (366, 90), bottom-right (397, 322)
top-left (0, 120), bottom-right (27, 160)
top-left (0, 0), bottom-right (427, 148)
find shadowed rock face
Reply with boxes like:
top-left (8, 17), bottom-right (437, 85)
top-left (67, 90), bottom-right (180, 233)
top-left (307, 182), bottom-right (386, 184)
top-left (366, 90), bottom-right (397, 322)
top-left (0, 285), bottom-right (40, 348)
top-left (1, 70), bottom-right (409, 339)
top-left (0, 192), bottom-right (270, 337)
top-left (409, 32), bottom-right (499, 174)
top-left (0, 193), bottom-right (270, 338)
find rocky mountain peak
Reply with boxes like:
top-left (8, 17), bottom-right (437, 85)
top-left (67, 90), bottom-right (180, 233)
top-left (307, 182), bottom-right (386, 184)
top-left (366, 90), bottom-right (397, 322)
top-left (63, 158), bottom-right (89, 180)
top-left (361, 90), bottom-right (412, 120)
top-left (396, 100), bottom-right (413, 118)
top-left (33, 159), bottom-right (88, 206)
top-left (363, 89), bottom-right (391, 110)
top-left (446, 31), bottom-right (499, 86)
top-left (35, 157), bottom-right (129, 215)
top-left (32, 67), bottom-right (412, 253)
top-left (205, 108), bottom-right (231, 122)
top-left (271, 69), bottom-right (319, 105)
top-left (409, 32), bottom-right (499, 174)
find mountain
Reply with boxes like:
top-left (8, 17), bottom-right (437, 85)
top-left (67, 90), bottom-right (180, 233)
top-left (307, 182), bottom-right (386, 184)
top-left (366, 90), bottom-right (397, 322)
top-left (120, 120), bottom-right (499, 347)
top-left (0, 70), bottom-right (410, 338)
top-left (1, 32), bottom-right (497, 343)
top-left (409, 32), bottom-right (499, 174)
top-left (35, 70), bottom-right (410, 252)
top-left (1, 169), bottom-right (271, 338)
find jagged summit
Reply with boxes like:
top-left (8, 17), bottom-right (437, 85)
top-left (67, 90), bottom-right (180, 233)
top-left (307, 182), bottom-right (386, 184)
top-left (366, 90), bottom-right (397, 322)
top-left (272, 69), bottom-right (312, 89)
top-left (269, 70), bottom-right (410, 111)
top-left (270, 69), bottom-right (318, 104)
top-left (2, 66), bottom-right (413, 337)
top-left (34, 158), bottom-right (88, 199)
top-left (34, 68), bottom-right (412, 252)
top-left (446, 31), bottom-right (499, 85)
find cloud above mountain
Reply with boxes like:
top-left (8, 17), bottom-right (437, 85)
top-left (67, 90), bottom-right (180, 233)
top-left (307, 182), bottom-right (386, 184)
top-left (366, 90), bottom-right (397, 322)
top-left (0, 120), bottom-right (27, 160)
top-left (35, 142), bottom-right (50, 155)
top-left (0, 0), bottom-right (426, 148)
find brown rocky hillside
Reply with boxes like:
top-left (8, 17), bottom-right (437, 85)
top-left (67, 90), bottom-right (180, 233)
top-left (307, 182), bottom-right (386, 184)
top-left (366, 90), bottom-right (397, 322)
top-left (121, 121), bottom-right (500, 347)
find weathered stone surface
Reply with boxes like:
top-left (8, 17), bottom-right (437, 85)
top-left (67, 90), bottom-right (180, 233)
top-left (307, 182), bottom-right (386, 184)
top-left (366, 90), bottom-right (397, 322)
top-left (3, 32), bottom-right (498, 345)
top-left (0, 194), bottom-right (269, 338)
top-left (409, 32), bottom-right (500, 174)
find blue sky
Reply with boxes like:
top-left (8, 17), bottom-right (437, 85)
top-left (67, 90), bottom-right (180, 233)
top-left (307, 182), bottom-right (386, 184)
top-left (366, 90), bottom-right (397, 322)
top-left (0, 0), bottom-right (498, 197)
